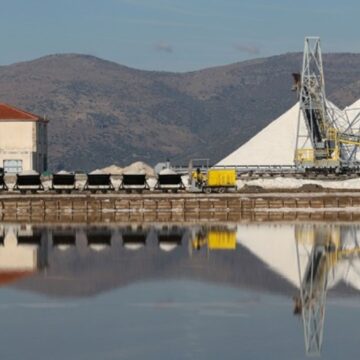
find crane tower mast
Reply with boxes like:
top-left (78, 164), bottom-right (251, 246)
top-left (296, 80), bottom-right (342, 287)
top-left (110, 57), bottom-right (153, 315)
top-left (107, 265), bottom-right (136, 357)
top-left (294, 37), bottom-right (340, 169)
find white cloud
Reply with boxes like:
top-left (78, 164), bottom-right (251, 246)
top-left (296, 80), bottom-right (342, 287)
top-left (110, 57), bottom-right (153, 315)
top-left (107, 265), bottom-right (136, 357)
top-left (234, 43), bottom-right (260, 55)
top-left (154, 41), bottom-right (173, 53)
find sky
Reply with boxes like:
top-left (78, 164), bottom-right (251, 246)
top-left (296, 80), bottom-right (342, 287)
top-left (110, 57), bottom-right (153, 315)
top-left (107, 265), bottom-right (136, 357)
top-left (0, 0), bottom-right (359, 72)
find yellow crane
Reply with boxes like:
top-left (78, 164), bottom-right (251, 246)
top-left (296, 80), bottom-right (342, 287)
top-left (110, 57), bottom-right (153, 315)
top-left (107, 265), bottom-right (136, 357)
top-left (293, 37), bottom-right (360, 170)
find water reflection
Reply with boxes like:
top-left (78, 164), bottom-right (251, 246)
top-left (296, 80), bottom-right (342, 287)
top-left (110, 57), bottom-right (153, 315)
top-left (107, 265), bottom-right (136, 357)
top-left (0, 222), bottom-right (360, 357)
top-left (294, 225), bottom-right (360, 356)
top-left (237, 223), bottom-right (360, 357)
top-left (0, 225), bottom-right (47, 276)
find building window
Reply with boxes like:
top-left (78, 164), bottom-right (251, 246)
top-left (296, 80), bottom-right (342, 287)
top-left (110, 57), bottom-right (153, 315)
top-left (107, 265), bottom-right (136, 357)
top-left (43, 155), bottom-right (47, 171)
top-left (3, 160), bottom-right (23, 173)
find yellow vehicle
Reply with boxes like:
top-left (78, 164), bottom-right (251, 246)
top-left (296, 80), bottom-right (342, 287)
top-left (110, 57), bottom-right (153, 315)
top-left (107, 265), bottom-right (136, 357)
top-left (189, 159), bottom-right (237, 193)
top-left (192, 168), bottom-right (237, 193)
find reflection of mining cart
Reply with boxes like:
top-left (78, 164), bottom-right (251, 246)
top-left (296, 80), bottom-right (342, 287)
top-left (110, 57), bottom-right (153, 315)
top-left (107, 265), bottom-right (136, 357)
top-left (122, 226), bottom-right (147, 250)
top-left (156, 226), bottom-right (184, 252)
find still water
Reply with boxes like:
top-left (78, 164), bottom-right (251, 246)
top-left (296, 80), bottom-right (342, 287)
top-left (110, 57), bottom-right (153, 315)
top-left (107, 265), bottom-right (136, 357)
top-left (0, 221), bottom-right (360, 359)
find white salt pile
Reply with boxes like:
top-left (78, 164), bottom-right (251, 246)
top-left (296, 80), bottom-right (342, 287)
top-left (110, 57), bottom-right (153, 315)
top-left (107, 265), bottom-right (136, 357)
top-left (90, 169), bottom-right (105, 174)
top-left (100, 165), bottom-right (123, 174)
top-left (344, 98), bottom-right (360, 123)
top-left (19, 170), bottom-right (39, 175)
top-left (99, 162), bottom-right (155, 176)
top-left (218, 102), bottom-right (305, 166)
top-left (159, 168), bottom-right (177, 175)
top-left (217, 98), bottom-right (360, 189)
top-left (218, 101), bottom-right (340, 166)
top-left (122, 161), bottom-right (156, 177)
top-left (237, 176), bottom-right (360, 190)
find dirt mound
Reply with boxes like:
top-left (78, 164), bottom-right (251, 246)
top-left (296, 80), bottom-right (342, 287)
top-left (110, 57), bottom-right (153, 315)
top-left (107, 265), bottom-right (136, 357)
top-left (298, 183), bottom-right (324, 192)
top-left (239, 184), bottom-right (265, 193)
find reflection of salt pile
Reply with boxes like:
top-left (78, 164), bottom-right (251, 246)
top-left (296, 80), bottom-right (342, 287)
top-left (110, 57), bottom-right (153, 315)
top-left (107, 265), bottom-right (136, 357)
top-left (237, 224), bottom-right (360, 291)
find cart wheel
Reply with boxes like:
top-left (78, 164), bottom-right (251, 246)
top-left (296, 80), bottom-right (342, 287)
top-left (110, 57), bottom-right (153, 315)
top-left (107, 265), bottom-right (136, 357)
top-left (203, 187), bottom-right (211, 194)
top-left (218, 187), bottom-right (226, 193)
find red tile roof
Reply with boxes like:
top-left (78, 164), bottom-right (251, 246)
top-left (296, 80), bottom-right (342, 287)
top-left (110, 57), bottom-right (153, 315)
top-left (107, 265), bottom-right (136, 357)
top-left (0, 103), bottom-right (48, 122)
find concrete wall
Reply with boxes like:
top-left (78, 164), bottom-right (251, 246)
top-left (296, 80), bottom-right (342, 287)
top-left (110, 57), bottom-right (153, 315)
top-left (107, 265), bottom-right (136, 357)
top-left (0, 121), bottom-right (48, 173)
top-left (0, 122), bottom-right (34, 150)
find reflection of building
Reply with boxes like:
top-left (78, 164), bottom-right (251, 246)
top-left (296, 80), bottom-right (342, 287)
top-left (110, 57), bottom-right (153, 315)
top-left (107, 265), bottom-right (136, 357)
top-left (0, 226), bottom-right (47, 285)
top-left (0, 103), bottom-right (48, 173)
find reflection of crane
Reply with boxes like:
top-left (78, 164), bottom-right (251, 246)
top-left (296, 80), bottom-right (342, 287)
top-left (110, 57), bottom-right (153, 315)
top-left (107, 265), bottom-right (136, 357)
top-left (295, 225), bottom-right (360, 356)
top-left (293, 37), bottom-right (360, 170)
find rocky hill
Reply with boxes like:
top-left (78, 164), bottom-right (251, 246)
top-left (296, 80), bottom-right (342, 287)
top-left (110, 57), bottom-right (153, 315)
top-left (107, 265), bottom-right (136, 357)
top-left (0, 53), bottom-right (360, 171)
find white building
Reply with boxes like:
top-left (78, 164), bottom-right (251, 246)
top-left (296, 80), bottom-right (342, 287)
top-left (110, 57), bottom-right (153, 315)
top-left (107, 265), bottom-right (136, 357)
top-left (0, 103), bottom-right (48, 173)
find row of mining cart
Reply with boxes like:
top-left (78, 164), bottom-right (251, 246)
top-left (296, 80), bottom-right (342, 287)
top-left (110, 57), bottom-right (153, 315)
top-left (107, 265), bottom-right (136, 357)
top-left (0, 172), bottom-right (186, 193)
top-left (0, 166), bottom-right (239, 194)
top-left (1, 224), bottom-right (236, 254)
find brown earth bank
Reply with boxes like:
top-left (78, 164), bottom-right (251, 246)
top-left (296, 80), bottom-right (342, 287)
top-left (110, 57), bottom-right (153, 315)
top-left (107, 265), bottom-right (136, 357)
top-left (1, 53), bottom-right (360, 171)
top-left (1, 192), bottom-right (360, 219)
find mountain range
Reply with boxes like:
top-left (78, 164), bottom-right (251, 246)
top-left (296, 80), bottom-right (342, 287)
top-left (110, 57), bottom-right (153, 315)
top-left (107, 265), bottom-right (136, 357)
top-left (1, 53), bottom-right (360, 171)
